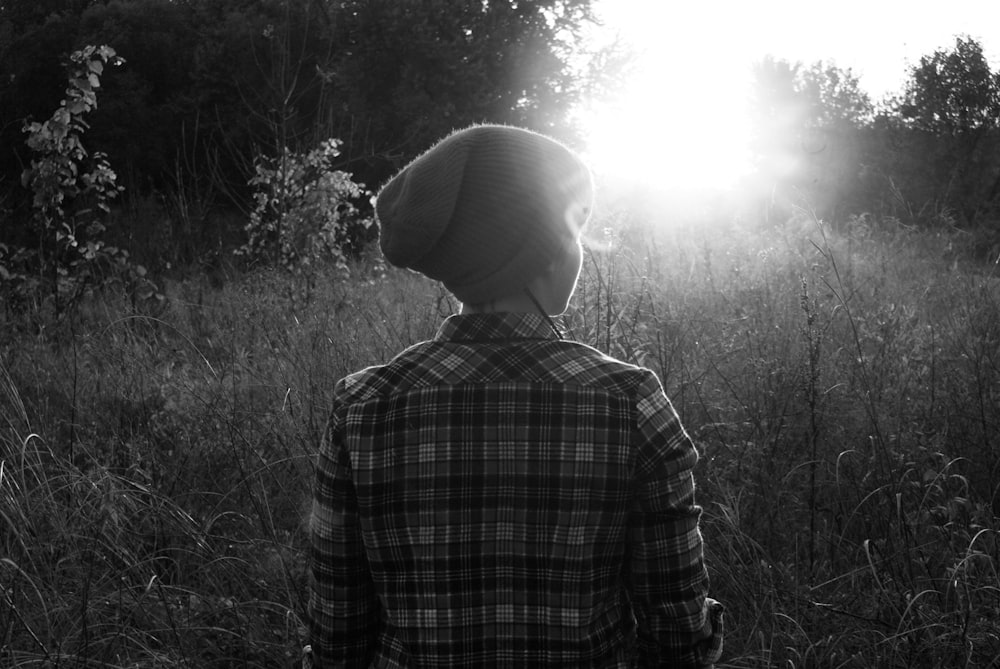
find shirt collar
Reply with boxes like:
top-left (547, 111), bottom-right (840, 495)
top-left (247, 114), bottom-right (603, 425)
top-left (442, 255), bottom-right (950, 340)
top-left (434, 312), bottom-right (559, 343)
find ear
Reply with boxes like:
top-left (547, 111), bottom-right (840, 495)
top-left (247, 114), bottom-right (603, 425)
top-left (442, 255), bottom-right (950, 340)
top-left (527, 239), bottom-right (582, 316)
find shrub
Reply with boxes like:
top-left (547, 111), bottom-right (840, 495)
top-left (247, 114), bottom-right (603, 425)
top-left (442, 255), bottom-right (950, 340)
top-left (236, 139), bottom-right (370, 278)
top-left (10, 45), bottom-right (153, 320)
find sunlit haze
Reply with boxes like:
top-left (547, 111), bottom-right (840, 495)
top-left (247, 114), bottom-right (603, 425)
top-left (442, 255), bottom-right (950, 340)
top-left (581, 0), bottom-right (1000, 194)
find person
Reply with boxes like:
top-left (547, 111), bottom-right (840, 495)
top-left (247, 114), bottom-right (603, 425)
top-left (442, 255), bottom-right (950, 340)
top-left (308, 124), bottom-right (723, 668)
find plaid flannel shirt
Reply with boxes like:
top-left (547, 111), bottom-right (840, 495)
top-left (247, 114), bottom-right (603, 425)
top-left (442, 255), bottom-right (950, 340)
top-left (310, 312), bottom-right (721, 667)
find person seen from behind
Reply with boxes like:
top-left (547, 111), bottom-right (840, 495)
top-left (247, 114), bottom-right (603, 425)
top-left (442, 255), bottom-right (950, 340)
top-left (308, 124), bottom-right (724, 667)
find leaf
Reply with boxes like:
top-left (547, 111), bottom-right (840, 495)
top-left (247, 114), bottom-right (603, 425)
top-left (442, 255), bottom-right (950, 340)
top-left (67, 99), bottom-right (89, 115)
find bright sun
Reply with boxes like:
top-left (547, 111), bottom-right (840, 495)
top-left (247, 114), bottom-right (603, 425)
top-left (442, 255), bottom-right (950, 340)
top-left (581, 0), bottom-right (1000, 194)
top-left (579, 3), bottom-right (757, 194)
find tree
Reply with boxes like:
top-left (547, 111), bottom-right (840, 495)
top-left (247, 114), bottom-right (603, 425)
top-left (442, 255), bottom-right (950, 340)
top-left (76, 0), bottom-right (203, 193)
top-left (0, 4), bottom-right (91, 225)
top-left (8, 45), bottom-right (149, 317)
top-left (747, 56), bottom-right (872, 221)
top-left (890, 36), bottom-right (1000, 222)
top-left (899, 36), bottom-right (1000, 135)
top-left (323, 0), bottom-right (604, 183)
top-left (1, 0), bottom-right (614, 266)
top-left (799, 61), bottom-right (873, 130)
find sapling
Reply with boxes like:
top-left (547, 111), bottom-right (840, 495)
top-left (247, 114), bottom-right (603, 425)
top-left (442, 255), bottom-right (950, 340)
top-left (17, 45), bottom-right (150, 317)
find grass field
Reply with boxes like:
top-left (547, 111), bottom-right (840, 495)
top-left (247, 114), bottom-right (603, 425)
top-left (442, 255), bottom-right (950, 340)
top-left (1, 205), bottom-right (998, 667)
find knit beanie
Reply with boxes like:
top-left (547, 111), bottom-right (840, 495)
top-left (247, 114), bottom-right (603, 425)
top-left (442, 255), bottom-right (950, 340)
top-left (375, 124), bottom-right (594, 305)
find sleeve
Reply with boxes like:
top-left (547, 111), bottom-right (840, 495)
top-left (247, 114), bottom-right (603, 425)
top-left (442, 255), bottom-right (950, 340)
top-left (309, 399), bottom-right (380, 667)
top-left (626, 371), bottom-right (724, 668)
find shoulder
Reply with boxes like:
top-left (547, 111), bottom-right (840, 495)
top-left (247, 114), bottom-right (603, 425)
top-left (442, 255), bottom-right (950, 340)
top-left (332, 338), bottom-right (665, 404)
top-left (548, 340), bottom-right (663, 396)
top-left (334, 340), bottom-right (438, 404)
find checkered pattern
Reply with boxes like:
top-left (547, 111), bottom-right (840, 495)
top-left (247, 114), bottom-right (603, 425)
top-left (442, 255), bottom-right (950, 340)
top-left (310, 313), bottom-right (721, 667)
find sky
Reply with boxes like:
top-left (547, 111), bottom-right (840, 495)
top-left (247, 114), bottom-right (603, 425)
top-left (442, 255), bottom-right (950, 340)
top-left (597, 0), bottom-right (1000, 100)
top-left (581, 0), bottom-right (1000, 191)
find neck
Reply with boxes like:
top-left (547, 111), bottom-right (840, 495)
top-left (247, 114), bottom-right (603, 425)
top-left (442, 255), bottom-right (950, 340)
top-left (460, 293), bottom-right (538, 315)
top-left (461, 288), bottom-right (564, 339)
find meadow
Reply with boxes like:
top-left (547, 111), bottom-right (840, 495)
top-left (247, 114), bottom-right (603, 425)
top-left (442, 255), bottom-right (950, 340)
top-left (1, 200), bottom-right (998, 667)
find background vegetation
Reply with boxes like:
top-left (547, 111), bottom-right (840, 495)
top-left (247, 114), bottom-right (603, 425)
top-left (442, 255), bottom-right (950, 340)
top-left (1, 0), bottom-right (999, 666)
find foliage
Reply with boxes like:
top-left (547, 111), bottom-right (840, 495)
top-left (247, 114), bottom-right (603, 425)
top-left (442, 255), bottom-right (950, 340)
top-left (0, 0), bottom-right (636, 304)
top-left (798, 61), bottom-right (874, 129)
top-left (747, 57), bottom-right (872, 221)
top-left (0, 261), bottom-right (438, 666)
top-left (745, 40), bottom-right (1000, 227)
top-left (880, 36), bottom-right (1000, 223)
top-left (749, 57), bottom-right (872, 136)
top-left (570, 208), bottom-right (1000, 667)
top-left (3, 206), bottom-right (1000, 666)
top-left (898, 36), bottom-right (1000, 134)
top-left (236, 139), bottom-right (370, 276)
top-left (326, 0), bottom-right (602, 157)
top-left (75, 0), bottom-right (205, 190)
top-left (8, 44), bottom-right (154, 319)
top-left (0, 0), bottom-right (614, 266)
top-left (21, 45), bottom-right (123, 221)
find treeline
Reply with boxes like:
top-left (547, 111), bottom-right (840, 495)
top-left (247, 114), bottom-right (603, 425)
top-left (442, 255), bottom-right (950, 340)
top-left (2, 1), bottom-right (1000, 275)
top-left (1, 0), bottom-right (616, 267)
top-left (751, 38), bottom-right (1000, 240)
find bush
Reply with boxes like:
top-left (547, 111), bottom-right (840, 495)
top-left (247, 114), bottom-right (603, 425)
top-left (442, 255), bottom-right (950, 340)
top-left (237, 139), bottom-right (370, 277)
top-left (7, 45), bottom-right (157, 320)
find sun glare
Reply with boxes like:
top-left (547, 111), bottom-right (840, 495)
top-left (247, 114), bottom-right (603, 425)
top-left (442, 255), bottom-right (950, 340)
top-left (580, 3), bottom-right (757, 194)
top-left (583, 0), bottom-right (1000, 196)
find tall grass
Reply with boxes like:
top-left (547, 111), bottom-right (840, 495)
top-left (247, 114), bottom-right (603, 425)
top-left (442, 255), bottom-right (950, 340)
top-left (1, 207), bottom-right (998, 667)
top-left (0, 262), bottom-right (442, 667)
top-left (571, 207), bottom-right (1000, 667)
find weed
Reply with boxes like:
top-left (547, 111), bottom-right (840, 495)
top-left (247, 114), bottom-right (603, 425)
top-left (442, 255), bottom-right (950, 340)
top-left (2, 208), bottom-right (999, 666)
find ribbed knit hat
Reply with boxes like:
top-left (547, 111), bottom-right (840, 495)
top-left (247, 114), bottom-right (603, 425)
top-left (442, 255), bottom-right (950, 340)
top-left (374, 124), bottom-right (594, 304)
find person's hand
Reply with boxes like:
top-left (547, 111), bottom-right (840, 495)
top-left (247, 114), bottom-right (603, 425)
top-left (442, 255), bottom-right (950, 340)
top-left (696, 598), bottom-right (724, 667)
